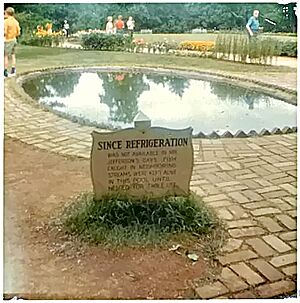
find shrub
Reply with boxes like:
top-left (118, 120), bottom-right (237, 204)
top-left (21, 26), bottom-right (65, 47)
top-left (179, 41), bottom-right (215, 52)
top-left (21, 34), bottom-right (64, 47)
top-left (81, 33), bottom-right (133, 51)
top-left (280, 40), bottom-right (297, 57)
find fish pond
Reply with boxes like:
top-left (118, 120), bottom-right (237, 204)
top-left (22, 70), bottom-right (296, 135)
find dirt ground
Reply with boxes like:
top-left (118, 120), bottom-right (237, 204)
top-left (4, 137), bottom-right (209, 299)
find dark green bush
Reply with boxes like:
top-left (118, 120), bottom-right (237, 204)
top-left (21, 35), bottom-right (64, 47)
top-left (22, 35), bottom-right (53, 47)
top-left (280, 40), bottom-right (297, 57)
top-left (81, 33), bottom-right (133, 51)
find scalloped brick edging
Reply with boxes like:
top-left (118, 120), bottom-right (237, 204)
top-left (193, 126), bottom-right (297, 139)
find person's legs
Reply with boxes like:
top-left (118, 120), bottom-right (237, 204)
top-left (4, 54), bottom-right (9, 77)
top-left (11, 54), bottom-right (16, 74)
top-left (10, 41), bottom-right (17, 75)
top-left (4, 42), bottom-right (10, 77)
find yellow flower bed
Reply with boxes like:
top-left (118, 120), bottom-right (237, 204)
top-left (35, 24), bottom-right (63, 37)
top-left (179, 41), bottom-right (215, 52)
top-left (36, 30), bottom-right (64, 37)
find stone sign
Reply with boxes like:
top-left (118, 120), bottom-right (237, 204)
top-left (91, 112), bottom-right (193, 199)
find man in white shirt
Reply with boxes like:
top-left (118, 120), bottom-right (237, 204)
top-left (126, 16), bottom-right (135, 37)
top-left (63, 20), bottom-right (70, 37)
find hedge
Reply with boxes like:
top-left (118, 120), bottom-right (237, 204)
top-left (80, 33), bottom-right (133, 51)
top-left (280, 40), bottom-right (297, 57)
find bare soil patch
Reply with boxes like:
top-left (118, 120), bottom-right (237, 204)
top-left (4, 137), bottom-right (209, 299)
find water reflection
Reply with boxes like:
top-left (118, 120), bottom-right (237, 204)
top-left (23, 72), bottom-right (81, 101)
top-left (209, 81), bottom-right (270, 110)
top-left (146, 75), bottom-right (190, 98)
top-left (98, 72), bottom-right (150, 123)
top-left (244, 94), bottom-right (254, 110)
top-left (21, 71), bottom-right (296, 134)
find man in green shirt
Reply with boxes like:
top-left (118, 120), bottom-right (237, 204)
top-left (246, 9), bottom-right (260, 38)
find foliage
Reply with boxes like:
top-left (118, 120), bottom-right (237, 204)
top-left (280, 40), bottom-right (297, 57)
top-left (179, 41), bottom-right (215, 52)
top-left (20, 22), bottom-right (65, 47)
top-left (131, 38), bottom-right (179, 54)
top-left (61, 192), bottom-right (219, 247)
top-left (16, 11), bottom-right (52, 36)
top-left (214, 33), bottom-right (282, 64)
top-left (81, 33), bottom-right (133, 51)
top-left (21, 35), bottom-right (64, 47)
top-left (10, 3), bottom-right (298, 35)
top-left (134, 33), bottom-right (219, 44)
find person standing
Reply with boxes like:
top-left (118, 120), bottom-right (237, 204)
top-left (106, 16), bottom-right (114, 34)
top-left (4, 7), bottom-right (20, 77)
top-left (115, 15), bottom-right (124, 34)
top-left (126, 16), bottom-right (135, 37)
top-left (246, 9), bottom-right (260, 38)
top-left (63, 20), bottom-right (70, 37)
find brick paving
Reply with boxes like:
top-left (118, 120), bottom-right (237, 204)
top-left (4, 76), bottom-right (297, 299)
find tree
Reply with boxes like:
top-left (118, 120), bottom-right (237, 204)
top-left (10, 3), bottom-right (297, 33)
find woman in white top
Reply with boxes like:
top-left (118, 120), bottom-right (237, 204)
top-left (106, 16), bottom-right (114, 34)
top-left (126, 16), bottom-right (135, 37)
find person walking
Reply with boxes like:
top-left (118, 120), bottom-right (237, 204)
top-left (4, 7), bottom-right (20, 77)
top-left (246, 9), bottom-right (260, 38)
top-left (115, 15), bottom-right (124, 34)
top-left (126, 16), bottom-right (135, 37)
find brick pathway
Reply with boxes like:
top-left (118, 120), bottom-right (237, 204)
top-left (4, 76), bottom-right (297, 299)
top-left (192, 135), bottom-right (297, 298)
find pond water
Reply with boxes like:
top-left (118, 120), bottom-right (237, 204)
top-left (22, 71), bottom-right (296, 134)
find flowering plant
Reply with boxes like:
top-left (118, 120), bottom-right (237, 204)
top-left (179, 41), bottom-right (215, 52)
top-left (132, 38), bottom-right (145, 45)
top-left (35, 24), bottom-right (64, 37)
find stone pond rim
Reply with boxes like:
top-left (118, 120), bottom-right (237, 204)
top-left (15, 65), bottom-right (297, 139)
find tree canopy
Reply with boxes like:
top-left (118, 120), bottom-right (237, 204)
top-left (6, 2), bottom-right (298, 34)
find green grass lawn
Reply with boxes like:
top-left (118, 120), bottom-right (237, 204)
top-left (15, 45), bottom-right (295, 76)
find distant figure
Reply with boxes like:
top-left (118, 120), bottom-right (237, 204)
top-left (4, 7), bottom-right (20, 77)
top-left (45, 22), bottom-right (52, 34)
top-left (115, 15), bottom-right (124, 34)
top-left (63, 20), bottom-right (70, 37)
top-left (126, 16), bottom-right (135, 37)
top-left (246, 10), bottom-right (260, 38)
top-left (106, 16), bottom-right (114, 34)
